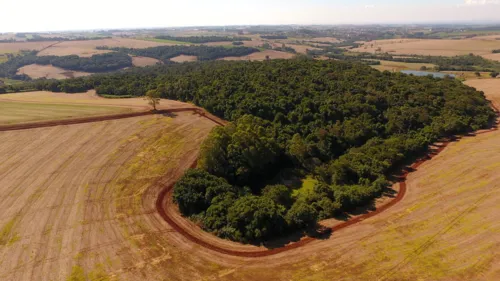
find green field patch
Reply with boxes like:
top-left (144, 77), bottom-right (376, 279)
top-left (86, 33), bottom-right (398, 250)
top-left (292, 175), bottom-right (318, 199)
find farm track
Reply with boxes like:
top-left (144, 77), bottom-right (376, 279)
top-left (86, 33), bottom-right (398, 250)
top-left (1, 98), bottom-right (498, 264)
top-left (156, 102), bottom-right (500, 258)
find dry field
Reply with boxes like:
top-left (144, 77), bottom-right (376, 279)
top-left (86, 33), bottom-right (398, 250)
top-left (36, 38), bottom-right (173, 57)
top-left (220, 50), bottom-right (295, 61)
top-left (16, 64), bottom-right (91, 79)
top-left (0, 102), bottom-right (130, 125)
top-left (131, 56), bottom-right (160, 67)
top-left (0, 90), bottom-right (192, 111)
top-left (352, 38), bottom-right (500, 57)
top-left (371, 60), bottom-right (436, 72)
top-left (481, 53), bottom-right (500, 62)
top-left (0, 79), bottom-right (499, 280)
top-left (0, 41), bottom-right (58, 54)
top-left (0, 112), bottom-right (217, 281)
top-left (169, 55), bottom-right (198, 63)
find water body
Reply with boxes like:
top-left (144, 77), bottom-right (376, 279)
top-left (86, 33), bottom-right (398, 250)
top-left (401, 70), bottom-right (456, 78)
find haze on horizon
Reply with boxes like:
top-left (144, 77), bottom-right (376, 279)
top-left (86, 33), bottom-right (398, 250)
top-left (1, 0), bottom-right (500, 33)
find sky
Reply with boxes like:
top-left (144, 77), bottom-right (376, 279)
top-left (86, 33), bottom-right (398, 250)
top-left (1, 0), bottom-right (500, 32)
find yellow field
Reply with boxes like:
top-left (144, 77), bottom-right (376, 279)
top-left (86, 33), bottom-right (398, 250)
top-left (371, 60), bottom-right (437, 72)
top-left (0, 101), bottom-right (130, 125)
top-left (352, 38), bottom-right (500, 57)
top-left (16, 64), bottom-right (91, 79)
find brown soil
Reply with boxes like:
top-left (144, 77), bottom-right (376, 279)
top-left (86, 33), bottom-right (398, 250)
top-left (352, 38), bottom-right (500, 57)
top-left (16, 64), bottom-right (91, 79)
top-left (169, 55), bottom-right (198, 63)
top-left (131, 56), bottom-right (161, 67)
top-left (36, 38), bottom-right (175, 57)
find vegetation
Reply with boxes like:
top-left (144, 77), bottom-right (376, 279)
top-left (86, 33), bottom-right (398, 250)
top-left (0, 51), bottom-right (132, 80)
top-left (145, 89), bottom-right (160, 110)
top-left (13, 59), bottom-right (495, 242)
top-left (26, 59), bottom-right (491, 242)
top-left (493, 49), bottom-right (500, 54)
top-left (98, 45), bottom-right (259, 62)
top-left (154, 35), bottom-right (251, 43)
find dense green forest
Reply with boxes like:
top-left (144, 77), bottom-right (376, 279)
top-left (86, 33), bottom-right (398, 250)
top-left (16, 59), bottom-right (495, 243)
top-left (307, 50), bottom-right (500, 72)
top-left (0, 52), bottom-right (132, 80)
top-left (154, 35), bottom-right (251, 43)
top-left (97, 45), bottom-right (259, 62)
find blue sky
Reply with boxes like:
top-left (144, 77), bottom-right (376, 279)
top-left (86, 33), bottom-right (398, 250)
top-left (1, 0), bottom-right (499, 32)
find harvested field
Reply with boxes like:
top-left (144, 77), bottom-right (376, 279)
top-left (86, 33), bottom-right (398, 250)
top-left (0, 112), bottom-right (217, 281)
top-left (169, 55), bottom-right (197, 63)
top-left (481, 53), bottom-right (500, 62)
top-left (0, 90), bottom-right (193, 111)
top-left (307, 37), bottom-right (341, 43)
top-left (1, 81), bottom-right (499, 281)
top-left (16, 64), bottom-right (91, 79)
top-left (220, 50), bottom-right (295, 61)
top-left (371, 60), bottom-right (436, 72)
top-left (36, 38), bottom-right (173, 57)
top-left (286, 44), bottom-right (319, 54)
top-left (131, 56), bottom-right (161, 67)
top-left (0, 41), bottom-right (58, 54)
top-left (0, 102), bottom-right (130, 125)
top-left (352, 38), bottom-right (500, 56)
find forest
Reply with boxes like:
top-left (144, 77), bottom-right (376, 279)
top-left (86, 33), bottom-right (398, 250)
top-left (154, 35), bottom-right (251, 43)
top-left (0, 52), bottom-right (132, 80)
top-left (98, 45), bottom-right (259, 62)
top-left (16, 59), bottom-right (495, 243)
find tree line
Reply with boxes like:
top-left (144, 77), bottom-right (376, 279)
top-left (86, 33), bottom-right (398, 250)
top-left (154, 35), bottom-right (251, 43)
top-left (97, 45), bottom-right (259, 62)
top-left (16, 59), bottom-right (495, 243)
top-left (0, 51), bottom-right (132, 80)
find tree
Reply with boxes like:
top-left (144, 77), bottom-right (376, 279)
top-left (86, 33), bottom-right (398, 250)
top-left (145, 89), bottom-right (161, 110)
top-left (226, 195), bottom-right (286, 242)
top-left (286, 201), bottom-right (318, 229)
top-left (491, 72), bottom-right (499, 78)
top-left (475, 71), bottom-right (481, 77)
top-left (420, 66), bottom-right (427, 71)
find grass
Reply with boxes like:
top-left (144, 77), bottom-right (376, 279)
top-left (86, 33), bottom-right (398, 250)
top-left (292, 175), bottom-right (318, 199)
top-left (136, 37), bottom-right (190, 45)
top-left (0, 102), bottom-right (131, 125)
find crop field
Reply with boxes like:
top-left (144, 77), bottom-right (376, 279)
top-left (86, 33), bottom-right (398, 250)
top-left (36, 38), bottom-right (174, 57)
top-left (0, 102), bottom-right (130, 125)
top-left (0, 112), bottom-right (217, 281)
top-left (0, 90), bottom-right (193, 111)
top-left (352, 38), bottom-right (500, 57)
top-left (169, 55), bottom-right (198, 63)
top-left (371, 60), bottom-right (436, 72)
top-left (16, 64), bottom-right (91, 79)
top-left (220, 50), bottom-right (295, 61)
top-left (0, 77), bottom-right (498, 280)
top-left (131, 56), bottom-right (161, 67)
top-left (0, 41), bottom-right (58, 54)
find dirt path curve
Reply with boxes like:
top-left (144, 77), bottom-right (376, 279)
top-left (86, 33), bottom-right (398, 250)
top-left (1, 94), bottom-right (497, 261)
top-left (156, 101), bottom-right (500, 258)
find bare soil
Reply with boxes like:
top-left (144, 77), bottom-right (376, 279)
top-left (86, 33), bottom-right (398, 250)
top-left (169, 55), bottom-right (198, 63)
top-left (36, 38), bottom-right (175, 57)
top-left (131, 56), bottom-right (160, 67)
top-left (352, 38), bottom-right (500, 57)
top-left (16, 64), bottom-right (91, 79)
